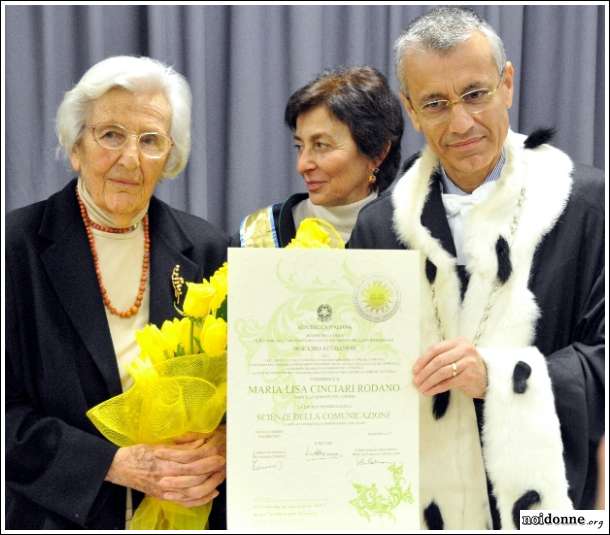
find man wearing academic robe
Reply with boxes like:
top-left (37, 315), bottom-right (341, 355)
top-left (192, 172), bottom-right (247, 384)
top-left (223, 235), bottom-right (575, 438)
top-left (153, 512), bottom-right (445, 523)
top-left (349, 7), bottom-right (604, 530)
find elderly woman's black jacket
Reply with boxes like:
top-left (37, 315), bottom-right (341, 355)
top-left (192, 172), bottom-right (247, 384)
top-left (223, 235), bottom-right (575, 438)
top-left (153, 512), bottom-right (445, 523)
top-left (5, 179), bottom-right (228, 529)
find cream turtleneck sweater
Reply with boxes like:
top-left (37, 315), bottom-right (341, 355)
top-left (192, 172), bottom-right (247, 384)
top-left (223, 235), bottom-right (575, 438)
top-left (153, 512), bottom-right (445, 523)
top-left (77, 178), bottom-right (150, 392)
top-left (78, 179), bottom-right (151, 526)
top-left (291, 191), bottom-right (378, 243)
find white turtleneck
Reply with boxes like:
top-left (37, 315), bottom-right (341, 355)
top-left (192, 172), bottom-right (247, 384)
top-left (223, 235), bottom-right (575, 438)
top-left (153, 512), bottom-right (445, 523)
top-left (77, 178), bottom-right (150, 392)
top-left (78, 179), bottom-right (151, 527)
top-left (291, 191), bottom-right (378, 243)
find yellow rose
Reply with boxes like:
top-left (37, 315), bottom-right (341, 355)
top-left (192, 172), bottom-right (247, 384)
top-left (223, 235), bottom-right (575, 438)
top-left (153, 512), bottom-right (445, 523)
top-left (128, 354), bottom-right (159, 383)
top-left (161, 317), bottom-right (194, 355)
top-left (200, 315), bottom-right (227, 357)
top-left (178, 317), bottom-right (195, 354)
top-left (209, 266), bottom-right (228, 313)
top-left (288, 218), bottom-right (344, 248)
top-left (160, 318), bottom-right (180, 352)
top-left (135, 324), bottom-right (172, 364)
top-left (183, 281), bottom-right (215, 318)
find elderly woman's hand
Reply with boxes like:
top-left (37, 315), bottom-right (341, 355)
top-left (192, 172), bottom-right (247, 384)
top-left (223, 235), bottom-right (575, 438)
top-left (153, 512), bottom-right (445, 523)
top-left (172, 425), bottom-right (226, 458)
top-left (105, 425), bottom-right (226, 508)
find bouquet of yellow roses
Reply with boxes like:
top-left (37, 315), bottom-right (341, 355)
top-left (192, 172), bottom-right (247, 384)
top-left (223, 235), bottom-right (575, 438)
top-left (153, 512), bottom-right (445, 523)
top-left (87, 263), bottom-right (228, 530)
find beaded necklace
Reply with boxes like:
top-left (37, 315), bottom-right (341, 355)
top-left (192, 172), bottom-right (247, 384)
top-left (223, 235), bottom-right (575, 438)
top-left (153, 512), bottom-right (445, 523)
top-left (76, 188), bottom-right (150, 318)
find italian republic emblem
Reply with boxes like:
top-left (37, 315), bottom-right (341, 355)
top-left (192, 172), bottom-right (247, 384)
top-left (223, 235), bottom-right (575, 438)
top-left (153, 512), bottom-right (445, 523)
top-left (317, 304), bottom-right (332, 322)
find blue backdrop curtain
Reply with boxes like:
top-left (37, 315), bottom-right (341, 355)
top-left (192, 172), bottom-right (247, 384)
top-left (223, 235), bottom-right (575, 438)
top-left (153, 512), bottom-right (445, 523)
top-left (4, 4), bottom-right (605, 234)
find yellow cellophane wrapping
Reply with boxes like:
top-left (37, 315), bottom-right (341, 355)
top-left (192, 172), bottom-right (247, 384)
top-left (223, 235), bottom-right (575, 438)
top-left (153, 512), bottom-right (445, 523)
top-left (129, 498), bottom-right (212, 530)
top-left (87, 353), bottom-right (226, 530)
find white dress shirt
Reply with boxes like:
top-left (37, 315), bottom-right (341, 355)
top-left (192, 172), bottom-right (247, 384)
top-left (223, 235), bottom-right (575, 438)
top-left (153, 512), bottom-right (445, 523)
top-left (440, 152), bottom-right (505, 265)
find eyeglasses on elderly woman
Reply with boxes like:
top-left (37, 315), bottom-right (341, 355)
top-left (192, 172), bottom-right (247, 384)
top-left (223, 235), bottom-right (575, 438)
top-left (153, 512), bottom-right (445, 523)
top-left (87, 123), bottom-right (173, 158)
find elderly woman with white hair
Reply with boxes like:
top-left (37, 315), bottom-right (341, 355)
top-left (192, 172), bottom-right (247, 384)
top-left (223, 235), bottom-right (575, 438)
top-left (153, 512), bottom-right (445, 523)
top-left (5, 56), bottom-right (228, 529)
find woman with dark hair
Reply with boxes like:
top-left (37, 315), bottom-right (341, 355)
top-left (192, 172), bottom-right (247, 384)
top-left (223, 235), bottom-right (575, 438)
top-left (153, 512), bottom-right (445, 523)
top-left (236, 66), bottom-right (404, 246)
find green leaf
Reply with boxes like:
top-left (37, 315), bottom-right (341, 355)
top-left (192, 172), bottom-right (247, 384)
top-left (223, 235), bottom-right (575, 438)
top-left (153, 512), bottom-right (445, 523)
top-left (216, 297), bottom-right (228, 321)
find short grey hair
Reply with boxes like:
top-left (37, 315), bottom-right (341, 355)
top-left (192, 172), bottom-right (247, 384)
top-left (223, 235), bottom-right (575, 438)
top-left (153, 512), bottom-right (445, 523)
top-left (394, 7), bottom-right (506, 96)
top-left (56, 55), bottom-right (191, 178)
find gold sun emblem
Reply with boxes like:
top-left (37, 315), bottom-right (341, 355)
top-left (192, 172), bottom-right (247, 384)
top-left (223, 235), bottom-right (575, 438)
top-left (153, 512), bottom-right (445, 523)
top-left (355, 276), bottom-right (400, 322)
top-left (362, 282), bottom-right (392, 313)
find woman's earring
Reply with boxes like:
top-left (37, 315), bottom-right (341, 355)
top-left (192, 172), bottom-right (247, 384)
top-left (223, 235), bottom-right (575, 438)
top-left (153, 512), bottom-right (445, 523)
top-left (368, 167), bottom-right (380, 185)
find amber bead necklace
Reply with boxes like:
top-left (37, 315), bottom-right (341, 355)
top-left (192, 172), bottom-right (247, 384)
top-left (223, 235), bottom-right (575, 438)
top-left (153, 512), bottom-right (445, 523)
top-left (76, 188), bottom-right (150, 318)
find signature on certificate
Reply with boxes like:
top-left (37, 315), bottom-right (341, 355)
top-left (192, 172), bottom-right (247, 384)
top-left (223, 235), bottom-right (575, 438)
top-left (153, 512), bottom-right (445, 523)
top-left (251, 451), bottom-right (285, 472)
top-left (251, 458), bottom-right (283, 471)
top-left (304, 445), bottom-right (342, 461)
top-left (355, 457), bottom-right (391, 466)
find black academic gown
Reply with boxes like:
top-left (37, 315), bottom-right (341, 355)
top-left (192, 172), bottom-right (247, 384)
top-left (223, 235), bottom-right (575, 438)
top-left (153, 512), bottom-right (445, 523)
top-left (231, 193), bottom-right (308, 247)
top-left (5, 179), bottom-right (228, 529)
top-left (349, 131), bottom-right (604, 528)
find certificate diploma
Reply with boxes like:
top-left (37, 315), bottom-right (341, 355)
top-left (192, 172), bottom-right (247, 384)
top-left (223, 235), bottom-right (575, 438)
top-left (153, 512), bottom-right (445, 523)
top-left (228, 248), bottom-right (420, 531)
